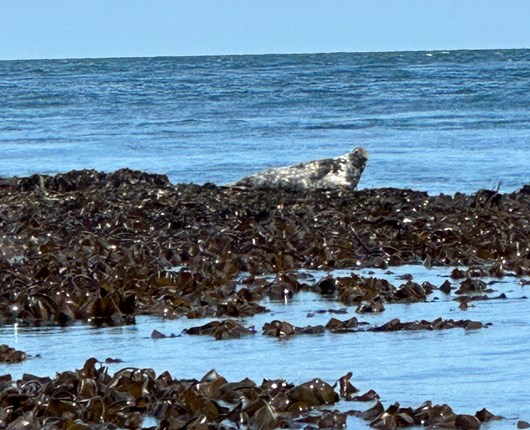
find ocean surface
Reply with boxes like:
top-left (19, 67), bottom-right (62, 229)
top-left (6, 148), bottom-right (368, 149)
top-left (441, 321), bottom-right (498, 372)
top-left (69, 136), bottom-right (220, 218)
top-left (1, 49), bottom-right (530, 194)
top-left (1, 50), bottom-right (530, 428)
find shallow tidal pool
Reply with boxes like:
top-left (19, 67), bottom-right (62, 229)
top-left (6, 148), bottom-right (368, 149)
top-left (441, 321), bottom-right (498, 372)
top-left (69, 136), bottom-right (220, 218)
top-left (1, 265), bottom-right (529, 429)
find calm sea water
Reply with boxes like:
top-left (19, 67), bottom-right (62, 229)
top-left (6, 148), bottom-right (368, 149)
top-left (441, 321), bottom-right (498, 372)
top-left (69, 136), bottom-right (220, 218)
top-left (1, 50), bottom-right (530, 428)
top-left (1, 49), bottom-right (530, 194)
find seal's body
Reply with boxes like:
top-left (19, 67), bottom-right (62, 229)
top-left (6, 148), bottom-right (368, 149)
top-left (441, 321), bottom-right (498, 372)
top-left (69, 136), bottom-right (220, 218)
top-left (234, 147), bottom-right (367, 190)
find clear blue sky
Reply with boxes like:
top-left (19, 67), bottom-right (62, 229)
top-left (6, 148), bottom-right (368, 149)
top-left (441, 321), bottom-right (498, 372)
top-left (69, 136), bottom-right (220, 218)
top-left (1, 0), bottom-right (529, 60)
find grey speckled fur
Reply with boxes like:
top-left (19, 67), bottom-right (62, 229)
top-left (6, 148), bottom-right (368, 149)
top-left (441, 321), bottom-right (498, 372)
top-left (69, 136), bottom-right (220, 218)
top-left (234, 147), bottom-right (368, 190)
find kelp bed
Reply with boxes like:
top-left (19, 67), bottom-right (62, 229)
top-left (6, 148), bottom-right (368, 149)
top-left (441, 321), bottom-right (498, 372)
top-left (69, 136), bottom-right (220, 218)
top-left (1, 169), bottom-right (530, 429)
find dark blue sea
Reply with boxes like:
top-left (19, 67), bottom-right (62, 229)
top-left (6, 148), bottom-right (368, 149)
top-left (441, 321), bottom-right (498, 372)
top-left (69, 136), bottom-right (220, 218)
top-left (1, 49), bottom-right (530, 194)
top-left (2, 50), bottom-right (530, 428)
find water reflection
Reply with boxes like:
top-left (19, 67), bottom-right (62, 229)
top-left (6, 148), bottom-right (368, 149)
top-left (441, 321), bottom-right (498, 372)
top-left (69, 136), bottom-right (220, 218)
top-left (1, 265), bottom-right (529, 428)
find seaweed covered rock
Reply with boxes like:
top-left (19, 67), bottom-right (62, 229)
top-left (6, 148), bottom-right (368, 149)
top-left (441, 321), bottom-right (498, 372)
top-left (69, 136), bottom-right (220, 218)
top-left (1, 169), bottom-right (530, 326)
top-left (369, 318), bottom-right (485, 332)
top-left (182, 319), bottom-right (256, 340)
top-left (0, 344), bottom-right (27, 363)
top-left (262, 320), bottom-right (325, 338)
top-left (0, 360), bottom-right (498, 429)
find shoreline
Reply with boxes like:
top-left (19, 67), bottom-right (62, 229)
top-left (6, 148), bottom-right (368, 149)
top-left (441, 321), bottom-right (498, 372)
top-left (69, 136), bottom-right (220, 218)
top-left (0, 168), bottom-right (529, 325)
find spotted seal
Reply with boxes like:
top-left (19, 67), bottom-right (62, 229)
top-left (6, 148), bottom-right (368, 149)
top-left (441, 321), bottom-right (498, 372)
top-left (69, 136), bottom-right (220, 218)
top-left (234, 147), bottom-right (367, 190)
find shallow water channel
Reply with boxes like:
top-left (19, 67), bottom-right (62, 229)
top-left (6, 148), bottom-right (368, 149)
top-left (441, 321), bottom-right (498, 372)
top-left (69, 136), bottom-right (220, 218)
top-left (1, 265), bottom-right (529, 429)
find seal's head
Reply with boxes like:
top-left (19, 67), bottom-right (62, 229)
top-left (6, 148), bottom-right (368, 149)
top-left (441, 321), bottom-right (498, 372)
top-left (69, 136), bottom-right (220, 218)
top-left (347, 147), bottom-right (368, 166)
top-left (345, 147), bottom-right (368, 185)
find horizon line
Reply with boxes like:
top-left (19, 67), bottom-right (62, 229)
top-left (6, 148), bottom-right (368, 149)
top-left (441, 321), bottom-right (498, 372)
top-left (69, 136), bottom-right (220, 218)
top-left (1, 46), bottom-right (529, 63)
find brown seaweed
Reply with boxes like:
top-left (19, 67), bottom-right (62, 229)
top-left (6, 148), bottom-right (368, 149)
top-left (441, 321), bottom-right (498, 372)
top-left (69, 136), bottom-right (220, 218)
top-left (182, 319), bottom-right (256, 340)
top-left (0, 345), bottom-right (27, 364)
top-left (0, 360), bottom-right (501, 429)
top-left (369, 317), bottom-right (485, 332)
top-left (262, 320), bottom-right (325, 338)
top-left (1, 169), bottom-right (529, 326)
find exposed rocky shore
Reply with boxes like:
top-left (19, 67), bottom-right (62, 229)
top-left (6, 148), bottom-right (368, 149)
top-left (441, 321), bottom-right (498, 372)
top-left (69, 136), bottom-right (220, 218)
top-left (1, 168), bottom-right (529, 428)
top-left (1, 168), bottom-right (528, 326)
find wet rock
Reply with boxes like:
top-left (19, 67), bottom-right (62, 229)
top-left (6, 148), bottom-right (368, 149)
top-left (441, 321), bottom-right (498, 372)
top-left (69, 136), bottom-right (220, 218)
top-left (370, 402), bottom-right (415, 429)
top-left (369, 317), bottom-right (484, 332)
top-left (328, 307), bottom-right (349, 314)
top-left (464, 320), bottom-right (483, 330)
top-left (262, 320), bottom-right (325, 337)
top-left (352, 389), bottom-right (380, 402)
top-left (183, 319), bottom-right (256, 340)
top-left (394, 280), bottom-right (430, 302)
top-left (357, 400), bottom-right (385, 420)
top-left (455, 413), bottom-right (481, 429)
top-left (356, 296), bottom-right (386, 313)
top-left (297, 325), bottom-right (326, 335)
top-left (262, 320), bottom-right (297, 337)
top-left (337, 274), bottom-right (396, 306)
top-left (104, 357), bottom-right (123, 363)
top-left (288, 378), bottom-right (339, 406)
top-left (151, 329), bottom-right (168, 339)
top-left (440, 279), bottom-right (453, 294)
top-left (315, 275), bottom-right (337, 294)
top-left (216, 290), bottom-right (269, 318)
top-left (456, 278), bottom-right (487, 294)
top-left (0, 345), bottom-right (27, 363)
top-left (296, 409), bottom-right (348, 428)
top-left (260, 378), bottom-right (293, 397)
top-left (263, 273), bottom-right (302, 300)
top-left (451, 268), bottom-right (467, 279)
top-left (246, 399), bottom-right (277, 429)
top-left (412, 401), bottom-right (458, 427)
top-left (325, 316), bottom-right (359, 333)
top-left (218, 377), bottom-right (259, 403)
top-left (475, 407), bottom-right (502, 422)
